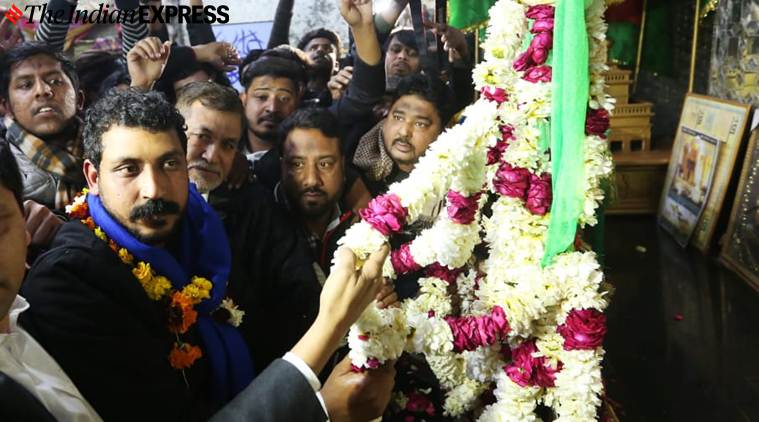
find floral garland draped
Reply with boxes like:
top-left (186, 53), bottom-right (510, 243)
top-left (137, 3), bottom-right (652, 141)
top-left (336, 0), bottom-right (615, 419)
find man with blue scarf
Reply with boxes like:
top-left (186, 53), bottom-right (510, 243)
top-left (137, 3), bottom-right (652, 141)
top-left (19, 88), bottom-right (253, 420)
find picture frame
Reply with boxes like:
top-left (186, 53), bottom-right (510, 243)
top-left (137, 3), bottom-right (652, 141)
top-left (720, 128), bottom-right (759, 291)
top-left (658, 93), bottom-right (751, 252)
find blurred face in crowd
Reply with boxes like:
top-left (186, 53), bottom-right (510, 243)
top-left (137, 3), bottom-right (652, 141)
top-left (0, 186), bottom-right (29, 331)
top-left (384, 36), bottom-right (420, 78)
top-left (241, 76), bottom-right (299, 145)
top-left (84, 126), bottom-right (188, 246)
top-left (382, 94), bottom-right (442, 172)
top-left (281, 128), bottom-right (344, 222)
top-left (5, 54), bottom-right (80, 139)
top-left (304, 37), bottom-right (338, 73)
top-left (183, 101), bottom-right (243, 193)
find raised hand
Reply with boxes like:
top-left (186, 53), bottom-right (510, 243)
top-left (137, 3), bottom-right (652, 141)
top-left (127, 37), bottom-right (171, 89)
top-left (327, 66), bottom-right (353, 101)
top-left (339, 0), bottom-right (374, 28)
top-left (321, 356), bottom-right (396, 422)
top-left (192, 41), bottom-right (240, 72)
top-left (0, 16), bottom-right (23, 54)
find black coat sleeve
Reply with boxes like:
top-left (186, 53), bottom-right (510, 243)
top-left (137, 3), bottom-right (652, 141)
top-left (210, 359), bottom-right (326, 422)
top-left (267, 0), bottom-right (295, 48)
top-left (329, 56), bottom-right (385, 124)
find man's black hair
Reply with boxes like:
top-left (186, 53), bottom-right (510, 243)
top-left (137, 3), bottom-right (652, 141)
top-left (241, 53), bottom-right (307, 92)
top-left (0, 41), bottom-right (80, 102)
top-left (238, 48), bottom-right (264, 84)
top-left (75, 51), bottom-right (124, 109)
top-left (278, 106), bottom-right (342, 156)
top-left (391, 73), bottom-right (453, 125)
top-left (82, 89), bottom-right (187, 169)
top-left (0, 137), bottom-right (23, 210)
top-left (384, 29), bottom-right (418, 53)
top-left (297, 28), bottom-right (341, 55)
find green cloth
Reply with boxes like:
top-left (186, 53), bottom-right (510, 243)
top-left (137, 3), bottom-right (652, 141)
top-left (607, 21), bottom-right (639, 67)
top-left (542, 0), bottom-right (589, 266)
top-left (448, 0), bottom-right (496, 29)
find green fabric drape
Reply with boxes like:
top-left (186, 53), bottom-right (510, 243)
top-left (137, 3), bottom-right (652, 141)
top-left (448, 0), bottom-right (496, 29)
top-left (542, 0), bottom-right (590, 266)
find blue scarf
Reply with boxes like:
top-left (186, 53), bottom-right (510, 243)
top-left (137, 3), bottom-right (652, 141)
top-left (87, 184), bottom-right (254, 404)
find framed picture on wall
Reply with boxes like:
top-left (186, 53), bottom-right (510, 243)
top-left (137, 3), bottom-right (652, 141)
top-left (658, 94), bottom-right (751, 252)
top-left (720, 128), bottom-right (759, 291)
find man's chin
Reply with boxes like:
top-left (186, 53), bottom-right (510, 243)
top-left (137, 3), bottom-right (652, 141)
top-left (189, 174), bottom-right (222, 194)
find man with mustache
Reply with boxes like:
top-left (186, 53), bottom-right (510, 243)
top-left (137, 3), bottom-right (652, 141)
top-left (0, 42), bottom-right (85, 211)
top-left (298, 28), bottom-right (342, 105)
top-left (19, 88), bottom-right (256, 420)
top-left (353, 73), bottom-right (450, 197)
top-left (175, 81), bottom-right (398, 420)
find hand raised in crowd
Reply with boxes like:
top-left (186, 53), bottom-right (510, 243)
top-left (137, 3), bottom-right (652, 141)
top-left (290, 245), bottom-right (389, 375)
top-left (375, 279), bottom-right (400, 309)
top-left (127, 37), bottom-right (172, 90)
top-left (192, 41), bottom-right (241, 72)
top-left (0, 16), bottom-right (23, 54)
top-left (327, 66), bottom-right (353, 101)
top-left (23, 200), bottom-right (63, 249)
top-left (321, 355), bottom-right (396, 422)
top-left (425, 22), bottom-right (469, 63)
top-left (339, 0), bottom-right (375, 28)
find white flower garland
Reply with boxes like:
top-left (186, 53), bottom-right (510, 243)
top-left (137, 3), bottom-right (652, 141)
top-left (336, 0), bottom-right (615, 419)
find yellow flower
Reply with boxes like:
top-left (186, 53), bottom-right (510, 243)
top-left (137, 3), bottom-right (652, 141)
top-left (93, 227), bottom-right (107, 241)
top-left (183, 276), bottom-right (212, 304)
top-left (118, 248), bottom-right (134, 265)
top-left (145, 275), bottom-right (172, 301)
top-left (133, 262), bottom-right (152, 282)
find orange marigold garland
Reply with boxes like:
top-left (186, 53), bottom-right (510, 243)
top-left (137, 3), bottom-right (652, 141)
top-left (65, 189), bottom-right (232, 371)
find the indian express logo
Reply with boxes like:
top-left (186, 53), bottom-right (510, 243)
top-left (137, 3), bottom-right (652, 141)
top-left (23, 3), bottom-right (230, 25)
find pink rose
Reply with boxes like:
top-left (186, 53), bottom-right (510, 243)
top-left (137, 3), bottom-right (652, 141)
top-left (513, 49), bottom-right (533, 72)
top-left (487, 142), bottom-right (506, 165)
top-left (481, 86), bottom-right (508, 104)
top-left (531, 48), bottom-right (549, 65)
top-left (531, 18), bottom-right (555, 33)
top-left (500, 124), bottom-right (515, 142)
top-left (523, 65), bottom-right (552, 83)
top-left (445, 307), bottom-right (510, 352)
top-left (525, 4), bottom-right (555, 20)
top-left (447, 190), bottom-right (482, 224)
top-left (504, 339), bottom-right (562, 387)
top-left (526, 173), bottom-right (552, 215)
top-left (391, 243), bottom-right (421, 275)
top-left (586, 107), bottom-right (610, 138)
top-left (406, 392), bottom-right (435, 416)
top-left (359, 193), bottom-right (408, 236)
top-left (424, 262), bottom-right (463, 284)
top-left (557, 308), bottom-right (607, 350)
top-left (530, 32), bottom-right (553, 50)
top-left (505, 340), bottom-right (538, 387)
top-left (493, 163), bottom-right (530, 199)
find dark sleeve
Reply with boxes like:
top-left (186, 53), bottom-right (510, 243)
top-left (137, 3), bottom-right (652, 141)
top-left (267, 0), bottom-right (295, 48)
top-left (210, 359), bottom-right (327, 422)
top-left (159, 44), bottom-right (198, 84)
top-left (114, 0), bottom-right (149, 58)
top-left (34, 0), bottom-right (76, 51)
top-left (329, 56), bottom-right (385, 124)
top-left (450, 62), bottom-right (474, 115)
top-left (19, 245), bottom-right (198, 421)
top-left (187, 11), bottom-right (216, 45)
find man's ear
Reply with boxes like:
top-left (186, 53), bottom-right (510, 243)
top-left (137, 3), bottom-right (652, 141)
top-left (239, 90), bottom-right (247, 105)
top-left (76, 88), bottom-right (85, 112)
top-left (83, 159), bottom-right (100, 195)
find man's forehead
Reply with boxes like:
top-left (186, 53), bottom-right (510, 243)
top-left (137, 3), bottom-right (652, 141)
top-left (306, 37), bottom-right (334, 48)
top-left (285, 128), bottom-right (340, 154)
top-left (392, 95), bottom-right (438, 117)
top-left (188, 103), bottom-right (243, 137)
top-left (101, 126), bottom-right (183, 159)
top-left (10, 54), bottom-right (65, 78)
top-left (249, 76), bottom-right (296, 92)
top-left (389, 37), bottom-right (417, 51)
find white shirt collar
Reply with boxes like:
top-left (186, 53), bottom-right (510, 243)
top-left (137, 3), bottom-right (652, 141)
top-left (7, 295), bottom-right (29, 334)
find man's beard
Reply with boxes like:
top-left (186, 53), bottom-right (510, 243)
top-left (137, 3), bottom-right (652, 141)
top-left (188, 159), bottom-right (223, 193)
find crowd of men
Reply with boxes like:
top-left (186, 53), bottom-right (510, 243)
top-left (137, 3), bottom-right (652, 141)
top-left (0, 0), bottom-right (474, 420)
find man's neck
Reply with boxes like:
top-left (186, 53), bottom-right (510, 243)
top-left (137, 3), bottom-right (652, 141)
top-left (303, 210), bottom-right (334, 239)
top-left (247, 129), bottom-right (273, 154)
top-left (0, 315), bottom-right (10, 334)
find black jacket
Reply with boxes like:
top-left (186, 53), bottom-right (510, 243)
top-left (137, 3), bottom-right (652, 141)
top-left (208, 183), bottom-right (321, 373)
top-left (20, 221), bottom-right (215, 421)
